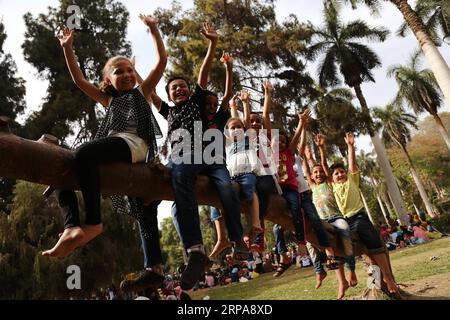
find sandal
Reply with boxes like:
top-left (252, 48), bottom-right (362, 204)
top-left (273, 263), bottom-right (291, 277)
top-left (247, 226), bottom-right (264, 244)
top-left (325, 256), bottom-right (340, 270)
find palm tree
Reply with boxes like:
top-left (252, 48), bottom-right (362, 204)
top-left (308, 4), bottom-right (410, 224)
top-left (329, 0), bottom-right (450, 108)
top-left (397, 0), bottom-right (450, 46)
top-left (387, 51), bottom-right (450, 152)
top-left (309, 86), bottom-right (366, 155)
top-left (372, 104), bottom-right (439, 218)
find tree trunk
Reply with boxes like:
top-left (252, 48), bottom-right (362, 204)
top-left (0, 124), bottom-right (373, 257)
top-left (413, 203), bottom-right (421, 217)
top-left (376, 191), bottom-right (390, 225)
top-left (353, 85), bottom-right (409, 224)
top-left (386, 193), bottom-right (397, 220)
top-left (399, 144), bottom-right (438, 218)
top-left (432, 114), bottom-right (450, 153)
top-left (371, 177), bottom-right (390, 224)
top-left (391, 0), bottom-right (450, 108)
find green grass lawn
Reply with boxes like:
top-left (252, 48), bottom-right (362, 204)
top-left (190, 237), bottom-right (450, 300)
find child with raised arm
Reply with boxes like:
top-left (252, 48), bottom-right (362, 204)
top-left (272, 110), bottom-right (337, 277)
top-left (246, 82), bottom-right (280, 253)
top-left (330, 132), bottom-right (399, 294)
top-left (157, 23), bottom-right (245, 290)
top-left (42, 15), bottom-right (167, 258)
top-left (271, 111), bottom-right (307, 276)
top-left (302, 133), bottom-right (357, 299)
top-left (224, 92), bottom-right (263, 242)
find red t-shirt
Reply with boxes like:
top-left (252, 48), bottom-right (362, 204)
top-left (278, 149), bottom-right (298, 191)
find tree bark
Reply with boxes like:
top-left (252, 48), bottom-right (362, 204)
top-left (399, 144), bottom-right (439, 218)
top-left (353, 85), bottom-right (410, 225)
top-left (0, 125), bottom-right (370, 256)
top-left (391, 0), bottom-right (450, 108)
top-left (371, 177), bottom-right (390, 224)
top-left (360, 191), bottom-right (375, 224)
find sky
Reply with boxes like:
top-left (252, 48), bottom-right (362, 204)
top-left (1, 0), bottom-right (449, 221)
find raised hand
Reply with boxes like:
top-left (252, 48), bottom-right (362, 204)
top-left (344, 132), bottom-right (355, 146)
top-left (57, 27), bottom-right (74, 48)
top-left (304, 145), bottom-right (313, 160)
top-left (299, 108), bottom-right (311, 123)
top-left (229, 93), bottom-right (239, 108)
top-left (139, 14), bottom-right (158, 28)
top-left (201, 22), bottom-right (218, 41)
top-left (314, 133), bottom-right (326, 148)
top-left (239, 89), bottom-right (249, 103)
top-left (263, 81), bottom-right (273, 94)
top-left (221, 51), bottom-right (233, 65)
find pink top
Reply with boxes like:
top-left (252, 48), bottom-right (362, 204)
top-left (413, 226), bottom-right (429, 240)
top-left (278, 149), bottom-right (298, 191)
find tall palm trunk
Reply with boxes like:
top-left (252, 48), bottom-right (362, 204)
top-left (432, 114), bottom-right (450, 153)
top-left (391, 0), bottom-right (450, 107)
top-left (370, 177), bottom-right (390, 224)
top-left (398, 144), bottom-right (438, 218)
top-left (360, 191), bottom-right (375, 224)
top-left (353, 85), bottom-right (410, 224)
top-left (413, 203), bottom-right (421, 217)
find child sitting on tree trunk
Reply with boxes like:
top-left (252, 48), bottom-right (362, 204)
top-left (330, 132), bottom-right (399, 294)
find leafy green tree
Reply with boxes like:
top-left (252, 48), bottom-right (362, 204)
top-left (0, 20), bottom-right (27, 214)
top-left (160, 216), bottom-right (184, 272)
top-left (308, 86), bottom-right (367, 156)
top-left (0, 20), bottom-right (26, 123)
top-left (397, 0), bottom-right (450, 46)
top-left (21, 0), bottom-right (131, 143)
top-left (373, 104), bottom-right (439, 218)
top-left (387, 51), bottom-right (450, 152)
top-left (0, 181), bottom-right (143, 299)
top-left (330, 0), bottom-right (450, 109)
top-left (153, 0), bottom-right (315, 132)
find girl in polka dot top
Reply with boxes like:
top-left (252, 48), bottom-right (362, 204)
top-left (42, 14), bottom-right (167, 258)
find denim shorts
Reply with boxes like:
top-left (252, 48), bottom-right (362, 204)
top-left (232, 173), bottom-right (257, 201)
top-left (346, 211), bottom-right (385, 254)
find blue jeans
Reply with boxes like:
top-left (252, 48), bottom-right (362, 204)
top-left (346, 211), bottom-right (385, 254)
top-left (282, 186), bottom-right (305, 243)
top-left (138, 201), bottom-right (163, 268)
top-left (232, 173), bottom-right (257, 201)
top-left (328, 217), bottom-right (355, 271)
top-left (273, 224), bottom-right (287, 254)
top-left (170, 159), bottom-right (242, 249)
top-left (252, 175), bottom-right (275, 246)
top-left (210, 207), bottom-right (221, 222)
top-left (300, 190), bottom-right (331, 247)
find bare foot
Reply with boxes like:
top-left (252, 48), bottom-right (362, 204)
top-left (315, 271), bottom-right (327, 289)
top-left (80, 223), bottom-right (103, 246)
top-left (384, 277), bottom-right (399, 294)
top-left (209, 239), bottom-right (231, 259)
top-left (337, 280), bottom-right (350, 300)
top-left (42, 227), bottom-right (85, 258)
top-left (348, 271), bottom-right (358, 287)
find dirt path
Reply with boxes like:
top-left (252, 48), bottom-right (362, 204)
top-left (400, 273), bottom-right (450, 300)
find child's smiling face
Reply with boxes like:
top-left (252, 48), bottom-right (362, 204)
top-left (168, 79), bottom-right (191, 105)
top-left (332, 167), bottom-right (348, 184)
